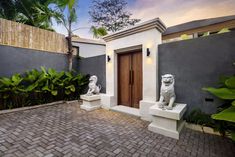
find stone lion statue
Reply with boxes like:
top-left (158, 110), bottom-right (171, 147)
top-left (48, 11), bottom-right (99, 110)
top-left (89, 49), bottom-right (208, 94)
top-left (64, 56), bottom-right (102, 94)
top-left (86, 75), bottom-right (101, 96)
top-left (157, 74), bottom-right (176, 110)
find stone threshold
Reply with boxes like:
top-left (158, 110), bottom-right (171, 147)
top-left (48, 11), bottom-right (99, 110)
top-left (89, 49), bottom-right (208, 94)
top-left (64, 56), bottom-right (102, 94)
top-left (110, 105), bottom-right (140, 117)
top-left (0, 100), bottom-right (79, 115)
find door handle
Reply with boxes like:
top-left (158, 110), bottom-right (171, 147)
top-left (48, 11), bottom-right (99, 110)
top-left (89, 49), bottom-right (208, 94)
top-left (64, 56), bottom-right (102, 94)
top-left (129, 70), bottom-right (132, 85)
top-left (132, 70), bottom-right (134, 85)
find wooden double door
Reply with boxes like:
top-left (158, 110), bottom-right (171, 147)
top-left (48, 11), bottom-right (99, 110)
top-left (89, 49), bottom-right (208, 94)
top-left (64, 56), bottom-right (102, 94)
top-left (118, 51), bottom-right (142, 108)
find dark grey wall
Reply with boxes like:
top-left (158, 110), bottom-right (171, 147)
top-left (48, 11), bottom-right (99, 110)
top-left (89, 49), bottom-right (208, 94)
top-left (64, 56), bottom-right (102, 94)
top-left (77, 55), bottom-right (106, 93)
top-left (159, 32), bottom-right (235, 114)
top-left (0, 45), bottom-right (69, 77)
top-left (0, 45), bottom-right (106, 93)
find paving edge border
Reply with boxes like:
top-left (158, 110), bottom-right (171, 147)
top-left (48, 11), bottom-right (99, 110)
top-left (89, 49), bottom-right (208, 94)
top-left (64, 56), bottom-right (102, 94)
top-left (185, 122), bottom-right (221, 136)
top-left (0, 100), bottom-right (80, 115)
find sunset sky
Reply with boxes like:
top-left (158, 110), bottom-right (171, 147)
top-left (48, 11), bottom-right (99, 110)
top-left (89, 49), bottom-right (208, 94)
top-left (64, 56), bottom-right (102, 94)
top-left (53, 0), bottom-right (235, 39)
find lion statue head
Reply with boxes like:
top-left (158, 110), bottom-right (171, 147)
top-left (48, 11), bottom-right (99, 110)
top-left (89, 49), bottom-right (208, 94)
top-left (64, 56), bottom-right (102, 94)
top-left (161, 74), bottom-right (175, 87)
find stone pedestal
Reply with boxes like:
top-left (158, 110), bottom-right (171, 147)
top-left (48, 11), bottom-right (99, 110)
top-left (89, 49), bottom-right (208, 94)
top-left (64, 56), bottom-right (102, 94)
top-left (148, 103), bottom-right (187, 139)
top-left (80, 94), bottom-right (101, 111)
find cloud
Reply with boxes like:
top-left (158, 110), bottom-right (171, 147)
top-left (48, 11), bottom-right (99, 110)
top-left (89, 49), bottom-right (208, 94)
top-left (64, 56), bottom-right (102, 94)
top-left (128, 0), bottom-right (235, 26)
top-left (53, 0), bottom-right (235, 38)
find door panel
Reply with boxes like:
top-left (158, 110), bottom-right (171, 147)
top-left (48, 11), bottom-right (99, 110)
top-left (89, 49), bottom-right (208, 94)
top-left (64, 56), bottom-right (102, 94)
top-left (131, 52), bottom-right (142, 108)
top-left (118, 53), bottom-right (131, 107)
top-left (118, 51), bottom-right (142, 108)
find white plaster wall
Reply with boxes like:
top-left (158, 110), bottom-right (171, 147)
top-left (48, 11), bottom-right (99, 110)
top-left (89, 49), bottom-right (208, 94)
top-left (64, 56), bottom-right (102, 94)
top-left (105, 29), bottom-right (162, 107)
top-left (73, 42), bottom-right (105, 58)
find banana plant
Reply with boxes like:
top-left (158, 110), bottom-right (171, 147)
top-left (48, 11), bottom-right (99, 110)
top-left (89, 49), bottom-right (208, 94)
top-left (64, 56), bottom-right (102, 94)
top-left (0, 67), bottom-right (89, 109)
top-left (0, 74), bottom-right (26, 108)
top-left (24, 69), bottom-right (42, 92)
top-left (63, 72), bottom-right (75, 95)
top-left (203, 75), bottom-right (235, 140)
top-left (73, 73), bottom-right (89, 96)
top-left (41, 67), bottom-right (64, 96)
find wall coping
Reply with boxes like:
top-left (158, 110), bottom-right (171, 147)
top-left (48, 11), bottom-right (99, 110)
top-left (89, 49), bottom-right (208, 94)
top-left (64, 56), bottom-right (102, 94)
top-left (72, 38), bottom-right (106, 46)
top-left (103, 18), bottom-right (166, 42)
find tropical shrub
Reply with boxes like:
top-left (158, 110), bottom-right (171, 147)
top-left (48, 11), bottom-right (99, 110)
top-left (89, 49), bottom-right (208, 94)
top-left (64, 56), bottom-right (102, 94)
top-left (186, 109), bottom-right (214, 128)
top-left (203, 75), bottom-right (235, 140)
top-left (0, 67), bottom-right (89, 110)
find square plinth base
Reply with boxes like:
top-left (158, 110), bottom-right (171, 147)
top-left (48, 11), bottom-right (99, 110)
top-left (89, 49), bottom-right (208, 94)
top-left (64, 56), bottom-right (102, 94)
top-left (148, 103), bottom-right (187, 139)
top-left (148, 119), bottom-right (185, 140)
top-left (80, 94), bottom-right (101, 111)
top-left (80, 100), bottom-right (101, 111)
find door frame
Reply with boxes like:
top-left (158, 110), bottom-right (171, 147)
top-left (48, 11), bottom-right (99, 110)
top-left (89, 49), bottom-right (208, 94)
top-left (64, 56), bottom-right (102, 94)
top-left (116, 45), bottom-right (143, 108)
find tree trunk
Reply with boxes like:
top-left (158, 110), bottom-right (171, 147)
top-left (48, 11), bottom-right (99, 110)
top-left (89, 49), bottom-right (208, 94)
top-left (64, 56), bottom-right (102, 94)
top-left (68, 56), bottom-right (73, 71)
top-left (67, 22), bottom-right (73, 72)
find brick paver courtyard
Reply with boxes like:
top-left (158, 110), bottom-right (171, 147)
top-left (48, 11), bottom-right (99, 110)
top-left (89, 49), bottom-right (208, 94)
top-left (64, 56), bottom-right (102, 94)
top-left (0, 102), bottom-right (234, 157)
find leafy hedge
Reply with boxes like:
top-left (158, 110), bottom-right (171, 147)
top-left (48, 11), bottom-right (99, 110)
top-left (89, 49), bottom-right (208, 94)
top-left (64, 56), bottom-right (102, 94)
top-left (0, 67), bottom-right (89, 110)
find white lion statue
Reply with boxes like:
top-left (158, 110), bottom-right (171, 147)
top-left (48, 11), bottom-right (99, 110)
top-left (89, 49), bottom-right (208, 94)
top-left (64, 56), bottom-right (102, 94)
top-left (86, 75), bottom-right (101, 96)
top-left (157, 74), bottom-right (176, 110)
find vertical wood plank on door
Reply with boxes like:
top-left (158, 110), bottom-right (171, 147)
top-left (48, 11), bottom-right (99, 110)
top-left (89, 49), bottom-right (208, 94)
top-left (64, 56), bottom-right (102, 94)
top-left (131, 52), bottom-right (143, 108)
top-left (118, 53), bottom-right (131, 106)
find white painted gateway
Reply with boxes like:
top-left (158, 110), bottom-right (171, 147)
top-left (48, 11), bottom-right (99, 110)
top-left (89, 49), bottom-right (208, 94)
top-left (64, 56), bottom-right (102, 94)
top-left (101, 18), bottom-right (166, 121)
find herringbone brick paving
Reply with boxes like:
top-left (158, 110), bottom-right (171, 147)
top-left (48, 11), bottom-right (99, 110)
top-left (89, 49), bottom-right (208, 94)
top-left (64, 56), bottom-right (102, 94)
top-left (0, 102), bottom-right (234, 157)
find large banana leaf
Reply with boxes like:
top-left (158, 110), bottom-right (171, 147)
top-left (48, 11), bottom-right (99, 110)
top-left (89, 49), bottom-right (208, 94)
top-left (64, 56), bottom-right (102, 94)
top-left (25, 83), bottom-right (39, 92)
top-left (48, 68), bottom-right (56, 76)
top-left (0, 78), bottom-right (12, 86)
top-left (203, 87), bottom-right (235, 100)
top-left (24, 69), bottom-right (41, 82)
top-left (42, 85), bottom-right (50, 91)
top-left (41, 66), bottom-right (48, 74)
top-left (212, 106), bottom-right (235, 123)
top-left (42, 85), bottom-right (58, 96)
top-left (65, 85), bottom-right (75, 92)
top-left (51, 90), bottom-right (58, 96)
top-left (11, 74), bottom-right (23, 86)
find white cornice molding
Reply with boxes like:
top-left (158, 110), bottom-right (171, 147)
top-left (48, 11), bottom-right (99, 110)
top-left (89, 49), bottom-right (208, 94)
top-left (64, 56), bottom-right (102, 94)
top-left (103, 18), bottom-right (166, 42)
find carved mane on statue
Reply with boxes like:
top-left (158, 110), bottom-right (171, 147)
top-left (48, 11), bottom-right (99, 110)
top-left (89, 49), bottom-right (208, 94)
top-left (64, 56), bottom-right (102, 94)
top-left (157, 74), bottom-right (176, 110)
top-left (86, 75), bottom-right (101, 96)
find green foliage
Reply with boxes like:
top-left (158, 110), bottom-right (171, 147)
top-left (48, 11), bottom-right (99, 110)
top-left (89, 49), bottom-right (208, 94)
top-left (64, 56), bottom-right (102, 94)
top-left (212, 106), bottom-right (235, 123)
top-left (54, 0), bottom-right (78, 31)
top-left (0, 67), bottom-right (89, 110)
top-left (186, 108), bottom-right (235, 137)
top-left (203, 87), bottom-right (235, 100)
top-left (186, 109), bottom-right (214, 127)
top-left (217, 28), bottom-right (231, 34)
top-left (203, 74), bottom-right (235, 140)
top-left (90, 26), bottom-right (108, 39)
top-left (202, 32), bottom-right (210, 37)
top-left (0, 0), bottom-right (62, 31)
top-left (180, 34), bottom-right (190, 40)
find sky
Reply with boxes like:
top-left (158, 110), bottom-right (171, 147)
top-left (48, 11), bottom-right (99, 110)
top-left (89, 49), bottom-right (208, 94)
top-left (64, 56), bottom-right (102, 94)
top-left (53, 0), bottom-right (235, 39)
